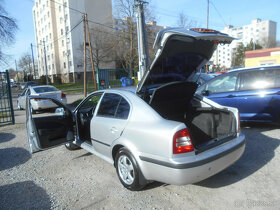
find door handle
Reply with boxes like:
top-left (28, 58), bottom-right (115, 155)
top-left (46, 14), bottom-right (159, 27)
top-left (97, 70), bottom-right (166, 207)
top-left (227, 94), bottom-right (236, 98)
top-left (110, 127), bottom-right (118, 133)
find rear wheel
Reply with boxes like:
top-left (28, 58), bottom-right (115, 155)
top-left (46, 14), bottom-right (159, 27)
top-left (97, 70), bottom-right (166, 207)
top-left (17, 100), bottom-right (23, 110)
top-left (115, 148), bottom-right (146, 191)
top-left (65, 142), bottom-right (80, 150)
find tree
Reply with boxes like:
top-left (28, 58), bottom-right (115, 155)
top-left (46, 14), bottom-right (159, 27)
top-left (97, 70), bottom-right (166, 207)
top-left (0, 0), bottom-right (18, 64)
top-left (176, 11), bottom-right (198, 28)
top-left (231, 40), bottom-right (262, 67)
top-left (18, 53), bottom-right (33, 81)
top-left (114, 0), bottom-right (156, 77)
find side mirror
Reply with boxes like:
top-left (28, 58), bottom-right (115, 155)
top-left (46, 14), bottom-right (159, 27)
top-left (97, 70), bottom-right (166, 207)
top-left (201, 90), bottom-right (210, 96)
top-left (55, 107), bottom-right (66, 116)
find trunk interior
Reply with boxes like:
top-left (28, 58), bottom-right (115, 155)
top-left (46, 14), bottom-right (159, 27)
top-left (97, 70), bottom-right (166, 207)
top-left (142, 82), bottom-right (236, 148)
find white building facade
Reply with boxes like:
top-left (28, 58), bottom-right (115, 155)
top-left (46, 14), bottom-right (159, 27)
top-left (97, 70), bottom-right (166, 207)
top-left (33, 0), bottom-right (114, 83)
top-left (210, 19), bottom-right (277, 69)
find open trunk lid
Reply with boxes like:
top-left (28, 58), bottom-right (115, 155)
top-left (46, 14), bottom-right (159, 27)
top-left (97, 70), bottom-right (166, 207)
top-left (136, 28), bottom-right (234, 94)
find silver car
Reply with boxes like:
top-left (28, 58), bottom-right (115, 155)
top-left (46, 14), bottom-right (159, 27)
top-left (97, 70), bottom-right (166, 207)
top-left (18, 85), bottom-right (67, 113)
top-left (26, 28), bottom-right (245, 191)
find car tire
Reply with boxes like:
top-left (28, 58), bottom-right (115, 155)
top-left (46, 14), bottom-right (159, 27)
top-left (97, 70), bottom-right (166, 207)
top-left (65, 142), bottom-right (80, 150)
top-left (17, 100), bottom-right (23, 110)
top-left (115, 148), bottom-right (146, 191)
top-left (31, 108), bottom-right (36, 114)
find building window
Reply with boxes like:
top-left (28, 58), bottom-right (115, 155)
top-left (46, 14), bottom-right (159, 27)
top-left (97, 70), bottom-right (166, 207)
top-left (61, 29), bottom-right (63, 35)
top-left (48, 22), bottom-right (50, 29)
top-left (51, 54), bottom-right (53, 59)
top-left (48, 55), bottom-right (50, 60)
top-left (46, 0), bottom-right (48, 6)
top-left (69, 61), bottom-right (72, 66)
top-left (52, 64), bottom-right (54, 69)
top-left (59, 5), bottom-right (61, 12)
top-left (36, 2), bottom-right (38, 7)
top-left (60, 17), bottom-right (63, 24)
top-left (62, 40), bottom-right (64, 46)
top-left (48, 65), bottom-right (51, 70)
top-left (66, 26), bottom-right (69, 32)
top-left (47, 11), bottom-right (49, 18)
top-left (49, 33), bottom-right (51, 39)
top-left (64, 62), bottom-right (66, 68)
top-left (47, 45), bottom-right (49, 51)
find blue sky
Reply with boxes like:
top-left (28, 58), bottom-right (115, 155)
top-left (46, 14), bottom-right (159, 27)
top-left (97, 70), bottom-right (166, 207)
top-left (1, 0), bottom-right (280, 70)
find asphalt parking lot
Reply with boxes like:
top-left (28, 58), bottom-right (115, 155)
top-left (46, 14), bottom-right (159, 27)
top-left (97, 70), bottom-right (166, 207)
top-left (0, 92), bottom-right (280, 209)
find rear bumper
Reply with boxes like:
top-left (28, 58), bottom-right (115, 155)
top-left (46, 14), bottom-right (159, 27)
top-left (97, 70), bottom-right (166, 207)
top-left (139, 133), bottom-right (245, 185)
top-left (31, 98), bottom-right (67, 110)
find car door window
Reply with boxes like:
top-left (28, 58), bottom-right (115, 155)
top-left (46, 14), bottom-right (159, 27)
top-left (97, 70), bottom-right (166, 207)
top-left (205, 73), bottom-right (238, 93)
top-left (80, 93), bottom-right (102, 111)
top-left (97, 93), bottom-right (122, 117)
top-left (97, 93), bottom-right (130, 119)
top-left (115, 98), bottom-right (130, 119)
top-left (239, 69), bottom-right (280, 91)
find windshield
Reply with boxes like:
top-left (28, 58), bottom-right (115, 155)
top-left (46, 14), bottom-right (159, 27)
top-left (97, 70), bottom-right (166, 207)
top-left (33, 86), bottom-right (59, 93)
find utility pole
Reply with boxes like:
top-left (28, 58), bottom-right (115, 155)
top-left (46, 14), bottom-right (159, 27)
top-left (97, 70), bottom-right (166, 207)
top-left (30, 43), bottom-right (36, 80)
top-left (43, 40), bottom-right (49, 85)
top-left (85, 14), bottom-right (98, 91)
top-left (135, 0), bottom-right (149, 81)
top-left (83, 14), bottom-right (87, 97)
top-left (207, 0), bottom-right (209, 29)
top-left (15, 60), bottom-right (18, 82)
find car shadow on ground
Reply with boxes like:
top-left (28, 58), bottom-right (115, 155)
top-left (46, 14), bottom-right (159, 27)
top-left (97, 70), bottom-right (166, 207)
top-left (196, 124), bottom-right (280, 188)
top-left (0, 181), bottom-right (51, 209)
top-left (0, 147), bottom-right (31, 171)
top-left (0, 132), bottom-right (16, 143)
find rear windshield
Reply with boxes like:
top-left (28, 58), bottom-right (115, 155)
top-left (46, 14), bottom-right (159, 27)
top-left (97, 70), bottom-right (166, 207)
top-left (33, 86), bottom-right (59, 93)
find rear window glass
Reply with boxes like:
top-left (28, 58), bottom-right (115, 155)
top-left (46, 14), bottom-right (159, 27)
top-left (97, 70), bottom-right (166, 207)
top-left (239, 69), bottom-right (280, 91)
top-left (33, 86), bottom-right (59, 93)
top-left (115, 98), bottom-right (130, 119)
top-left (97, 93), bottom-right (130, 119)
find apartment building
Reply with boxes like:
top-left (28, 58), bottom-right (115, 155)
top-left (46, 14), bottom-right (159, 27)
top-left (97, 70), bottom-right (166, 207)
top-left (210, 19), bottom-right (277, 69)
top-left (33, 0), bottom-right (114, 83)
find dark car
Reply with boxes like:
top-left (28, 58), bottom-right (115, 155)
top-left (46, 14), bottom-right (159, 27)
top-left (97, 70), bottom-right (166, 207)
top-left (196, 65), bottom-right (280, 124)
top-left (189, 73), bottom-right (215, 86)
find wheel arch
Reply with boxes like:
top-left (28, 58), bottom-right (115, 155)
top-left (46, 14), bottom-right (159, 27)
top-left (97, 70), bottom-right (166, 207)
top-left (112, 144), bottom-right (124, 166)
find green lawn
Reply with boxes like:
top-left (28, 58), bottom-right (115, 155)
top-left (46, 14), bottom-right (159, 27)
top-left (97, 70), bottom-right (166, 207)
top-left (52, 80), bottom-right (124, 93)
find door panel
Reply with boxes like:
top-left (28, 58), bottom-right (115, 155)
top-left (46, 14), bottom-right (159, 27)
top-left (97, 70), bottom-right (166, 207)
top-left (26, 96), bottom-right (74, 154)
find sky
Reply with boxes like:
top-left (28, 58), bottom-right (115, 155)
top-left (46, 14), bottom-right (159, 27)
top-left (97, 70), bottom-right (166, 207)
top-left (1, 0), bottom-right (280, 70)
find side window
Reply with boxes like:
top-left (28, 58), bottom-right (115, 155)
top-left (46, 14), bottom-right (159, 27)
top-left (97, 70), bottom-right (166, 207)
top-left (115, 98), bottom-right (130, 119)
top-left (80, 93), bottom-right (102, 110)
top-left (97, 93), bottom-right (122, 117)
top-left (205, 73), bottom-right (238, 93)
top-left (239, 70), bottom-right (277, 91)
top-left (97, 93), bottom-right (130, 119)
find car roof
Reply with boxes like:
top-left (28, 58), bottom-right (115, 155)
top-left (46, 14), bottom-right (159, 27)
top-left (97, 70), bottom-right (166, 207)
top-left (228, 64), bottom-right (280, 74)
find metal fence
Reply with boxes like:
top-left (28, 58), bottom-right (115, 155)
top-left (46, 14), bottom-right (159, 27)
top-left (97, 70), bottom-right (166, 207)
top-left (98, 68), bottom-right (132, 89)
top-left (0, 70), bottom-right (15, 125)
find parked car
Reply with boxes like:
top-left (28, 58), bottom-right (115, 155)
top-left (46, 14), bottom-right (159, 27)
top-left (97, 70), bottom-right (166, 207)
top-left (26, 28), bottom-right (245, 191)
top-left (20, 81), bottom-right (37, 90)
top-left (18, 85), bottom-right (67, 112)
top-left (189, 73), bottom-right (215, 86)
top-left (196, 65), bottom-right (280, 124)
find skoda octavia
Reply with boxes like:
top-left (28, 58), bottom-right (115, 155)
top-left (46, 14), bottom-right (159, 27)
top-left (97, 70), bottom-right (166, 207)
top-left (26, 28), bottom-right (245, 190)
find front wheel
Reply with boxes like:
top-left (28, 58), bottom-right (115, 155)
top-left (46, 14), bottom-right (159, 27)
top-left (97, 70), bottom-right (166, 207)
top-left (115, 148), bottom-right (146, 191)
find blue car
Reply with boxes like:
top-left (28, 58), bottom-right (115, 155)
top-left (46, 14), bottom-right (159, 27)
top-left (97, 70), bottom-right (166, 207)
top-left (196, 65), bottom-right (280, 124)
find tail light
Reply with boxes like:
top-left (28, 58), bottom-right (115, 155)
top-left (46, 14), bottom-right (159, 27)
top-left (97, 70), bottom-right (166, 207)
top-left (61, 93), bottom-right (66, 98)
top-left (173, 128), bottom-right (194, 154)
top-left (34, 94), bottom-right (41, 101)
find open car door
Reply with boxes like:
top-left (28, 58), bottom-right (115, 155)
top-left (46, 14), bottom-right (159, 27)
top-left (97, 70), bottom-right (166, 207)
top-left (26, 96), bottom-right (75, 154)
